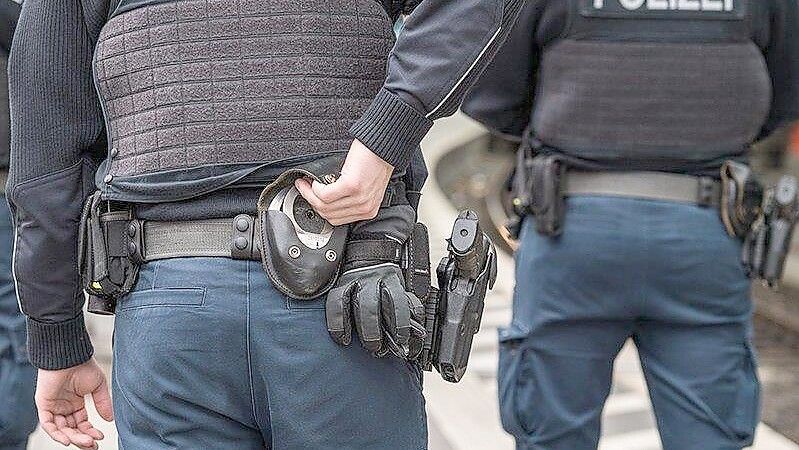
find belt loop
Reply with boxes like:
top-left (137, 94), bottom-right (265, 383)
top-left (697, 177), bottom-right (716, 208)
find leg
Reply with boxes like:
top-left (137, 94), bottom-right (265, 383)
top-left (0, 196), bottom-right (37, 450)
top-left (0, 354), bottom-right (37, 450)
top-left (637, 201), bottom-right (758, 450)
top-left (113, 258), bottom-right (265, 450)
top-left (502, 200), bottom-right (643, 450)
top-left (635, 323), bottom-right (758, 450)
top-left (248, 261), bottom-right (427, 450)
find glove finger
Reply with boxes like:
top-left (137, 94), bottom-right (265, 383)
top-left (380, 275), bottom-right (413, 358)
top-left (326, 282), bottom-right (355, 346)
top-left (353, 278), bottom-right (383, 355)
top-left (408, 292), bottom-right (426, 327)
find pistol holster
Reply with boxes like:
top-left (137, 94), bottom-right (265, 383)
top-left (720, 161), bottom-right (764, 238)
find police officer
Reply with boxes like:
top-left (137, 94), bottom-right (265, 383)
top-left (463, 1), bottom-right (799, 449)
top-left (0, 2), bottom-right (38, 449)
top-left (8, 0), bottom-right (522, 448)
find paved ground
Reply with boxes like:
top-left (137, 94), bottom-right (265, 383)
top-left (27, 115), bottom-right (798, 449)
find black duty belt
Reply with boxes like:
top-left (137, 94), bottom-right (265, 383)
top-left (133, 180), bottom-right (411, 262)
top-left (136, 215), bottom-right (262, 262)
top-left (565, 171), bottom-right (722, 208)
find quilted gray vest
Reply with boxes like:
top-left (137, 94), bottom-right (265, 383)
top-left (531, 0), bottom-right (771, 165)
top-left (94, 0), bottom-right (395, 178)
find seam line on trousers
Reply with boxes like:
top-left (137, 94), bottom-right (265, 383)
top-left (246, 260), bottom-right (260, 426)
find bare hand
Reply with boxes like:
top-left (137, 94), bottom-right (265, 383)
top-left (295, 139), bottom-right (394, 226)
top-left (36, 358), bottom-right (113, 449)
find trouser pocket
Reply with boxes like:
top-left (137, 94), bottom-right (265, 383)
top-left (729, 341), bottom-right (760, 446)
top-left (497, 328), bottom-right (532, 439)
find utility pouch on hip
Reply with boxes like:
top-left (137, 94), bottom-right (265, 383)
top-left (743, 175), bottom-right (799, 289)
top-left (256, 167), bottom-right (348, 300)
top-left (720, 161), bottom-right (764, 238)
top-left (528, 154), bottom-right (567, 237)
top-left (79, 192), bottom-right (142, 315)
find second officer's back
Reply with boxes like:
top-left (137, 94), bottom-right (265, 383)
top-left (464, 0), bottom-right (799, 449)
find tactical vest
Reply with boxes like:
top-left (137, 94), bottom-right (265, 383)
top-left (94, 0), bottom-right (395, 179)
top-left (531, 0), bottom-right (771, 165)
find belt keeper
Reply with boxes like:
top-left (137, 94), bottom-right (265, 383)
top-left (697, 177), bottom-right (716, 208)
top-left (231, 214), bottom-right (257, 260)
top-left (126, 220), bottom-right (146, 265)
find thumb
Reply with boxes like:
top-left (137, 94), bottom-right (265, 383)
top-left (92, 379), bottom-right (114, 422)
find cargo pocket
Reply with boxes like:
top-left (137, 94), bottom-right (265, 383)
top-left (729, 341), bottom-right (760, 446)
top-left (497, 328), bottom-right (534, 439)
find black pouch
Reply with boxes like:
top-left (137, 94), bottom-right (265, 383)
top-left (529, 155), bottom-right (567, 237)
top-left (403, 222), bottom-right (432, 302)
top-left (78, 192), bottom-right (141, 315)
top-left (256, 168), bottom-right (348, 300)
top-left (720, 161), bottom-right (763, 238)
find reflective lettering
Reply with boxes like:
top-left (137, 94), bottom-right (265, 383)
top-left (678, 0), bottom-right (700, 10)
top-left (702, 0), bottom-right (724, 11)
top-left (594, 0), bottom-right (736, 11)
top-left (619, 0), bottom-right (646, 9)
top-left (649, 0), bottom-right (668, 10)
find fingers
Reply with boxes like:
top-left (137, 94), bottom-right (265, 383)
top-left (326, 282), bottom-right (356, 346)
top-left (294, 175), bottom-right (384, 225)
top-left (352, 278), bottom-right (384, 354)
top-left (61, 423), bottom-right (99, 449)
top-left (92, 378), bottom-right (115, 422)
top-left (380, 275), bottom-right (413, 358)
top-left (40, 412), bottom-right (71, 447)
top-left (77, 417), bottom-right (105, 441)
top-left (42, 411), bottom-right (100, 449)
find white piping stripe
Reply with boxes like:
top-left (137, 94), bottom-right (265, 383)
top-left (426, 24), bottom-right (504, 119)
top-left (11, 221), bottom-right (23, 313)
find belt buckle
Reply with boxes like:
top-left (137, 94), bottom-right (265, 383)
top-left (696, 177), bottom-right (716, 208)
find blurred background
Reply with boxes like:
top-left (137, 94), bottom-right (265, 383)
top-left (27, 115), bottom-right (799, 449)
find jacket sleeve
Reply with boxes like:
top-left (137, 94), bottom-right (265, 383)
top-left (350, 0), bottom-right (526, 170)
top-left (761, 0), bottom-right (799, 138)
top-left (461, 0), bottom-right (542, 142)
top-left (7, 0), bottom-right (109, 370)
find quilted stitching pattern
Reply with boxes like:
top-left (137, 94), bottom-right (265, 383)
top-left (95, 0), bottom-right (394, 176)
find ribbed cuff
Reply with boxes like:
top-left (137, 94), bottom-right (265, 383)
top-left (27, 314), bottom-right (94, 370)
top-left (350, 88), bottom-right (433, 170)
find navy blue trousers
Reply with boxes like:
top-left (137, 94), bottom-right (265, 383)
top-left (0, 196), bottom-right (37, 450)
top-left (499, 196), bottom-right (759, 450)
top-left (112, 257), bottom-right (427, 449)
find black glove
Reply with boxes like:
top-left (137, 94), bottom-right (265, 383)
top-left (325, 200), bottom-right (426, 359)
top-left (379, 0), bottom-right (421, 21)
